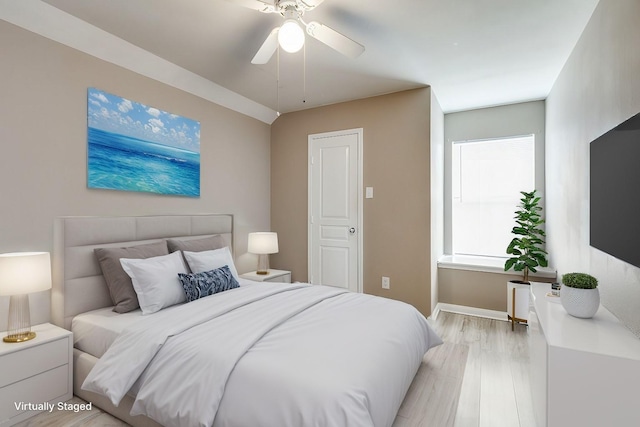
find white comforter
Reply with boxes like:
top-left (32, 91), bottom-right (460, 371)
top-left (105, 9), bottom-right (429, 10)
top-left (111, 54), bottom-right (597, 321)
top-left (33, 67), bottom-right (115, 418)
top-left (82, 282), bottom-right (442, 427)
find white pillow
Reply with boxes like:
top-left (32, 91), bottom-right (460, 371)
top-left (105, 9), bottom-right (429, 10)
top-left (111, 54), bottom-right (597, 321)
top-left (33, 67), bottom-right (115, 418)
top-left (183, 247), bottom-right (239, 280)
top-left (120, 251), bottom-right (187, 315)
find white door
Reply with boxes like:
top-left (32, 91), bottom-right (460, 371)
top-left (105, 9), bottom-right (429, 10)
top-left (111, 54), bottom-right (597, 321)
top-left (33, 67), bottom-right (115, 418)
top-left (308, 128), bottom-right (362, 292)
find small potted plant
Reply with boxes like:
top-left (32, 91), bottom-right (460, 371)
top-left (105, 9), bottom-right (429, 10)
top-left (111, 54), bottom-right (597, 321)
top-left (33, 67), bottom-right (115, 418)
top-left (560, 272), bottom-right (600, 318)
top-left (504, 190), bottom-right (548, 283)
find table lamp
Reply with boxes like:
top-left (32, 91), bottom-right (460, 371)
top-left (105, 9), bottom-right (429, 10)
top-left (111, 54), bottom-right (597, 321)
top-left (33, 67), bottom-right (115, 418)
top-left (248, 232), bottom-right (279, 275)
top-left (0, 252), bottom-right (52, 343)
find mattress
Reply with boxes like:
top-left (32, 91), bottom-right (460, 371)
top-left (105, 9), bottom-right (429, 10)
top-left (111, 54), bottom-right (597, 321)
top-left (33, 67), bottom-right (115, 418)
top-left (72, 278), bottom-right (260, 358)
top-left (72, 306), bottom-right (142, 358)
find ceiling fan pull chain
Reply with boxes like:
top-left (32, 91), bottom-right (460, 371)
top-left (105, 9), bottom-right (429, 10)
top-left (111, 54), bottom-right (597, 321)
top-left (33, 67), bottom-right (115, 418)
top-left (303, 42), bottom-right (307, 104)
top-left (276, 46), bottom-right (281, 116)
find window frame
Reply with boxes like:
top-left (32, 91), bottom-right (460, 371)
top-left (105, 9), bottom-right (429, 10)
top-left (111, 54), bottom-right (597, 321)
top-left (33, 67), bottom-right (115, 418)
top-left (444, 133), bottom-right (545, 262)
top-left (450, 134), bottom-right (536, 258)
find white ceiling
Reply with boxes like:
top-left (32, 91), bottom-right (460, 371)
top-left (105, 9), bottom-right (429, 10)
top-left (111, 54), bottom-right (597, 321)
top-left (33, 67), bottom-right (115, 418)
top-left (36, 0), bottom-right (599, 115)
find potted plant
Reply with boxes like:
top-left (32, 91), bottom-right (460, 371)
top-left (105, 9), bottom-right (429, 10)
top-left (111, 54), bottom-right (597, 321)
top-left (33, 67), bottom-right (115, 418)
top-left (504, 190), bottom-right (548, 330)
top-left (560, 272), bottom-right (600, 318)
top-left (504, 190), bottom-right (548, 283)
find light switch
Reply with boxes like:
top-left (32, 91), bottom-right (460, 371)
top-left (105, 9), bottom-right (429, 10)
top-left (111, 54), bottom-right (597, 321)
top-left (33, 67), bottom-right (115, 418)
top-left (366, 187), bottom-right (374, 199)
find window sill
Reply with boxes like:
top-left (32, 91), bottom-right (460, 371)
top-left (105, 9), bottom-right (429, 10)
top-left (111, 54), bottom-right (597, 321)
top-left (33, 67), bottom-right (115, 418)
top-left (438, 255), bottom-right (556, 279)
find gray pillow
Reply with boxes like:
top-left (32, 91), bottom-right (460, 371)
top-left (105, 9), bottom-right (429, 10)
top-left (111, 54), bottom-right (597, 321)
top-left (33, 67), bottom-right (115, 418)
top-left (166, 235), bottom-right (226, 253)
top-left (94, 241), bottom-right (169, 313)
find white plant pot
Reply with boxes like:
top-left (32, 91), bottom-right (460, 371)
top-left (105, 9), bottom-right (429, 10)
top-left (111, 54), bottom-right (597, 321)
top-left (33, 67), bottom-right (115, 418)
top-left (507, 280), bottom-right (530, 320)
top-left (560, 285), bottom-right (600, 318)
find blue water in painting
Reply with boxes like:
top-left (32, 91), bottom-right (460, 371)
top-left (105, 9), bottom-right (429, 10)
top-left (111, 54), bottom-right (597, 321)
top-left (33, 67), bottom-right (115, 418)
top-left (88, 127), bottom-right (200, 197)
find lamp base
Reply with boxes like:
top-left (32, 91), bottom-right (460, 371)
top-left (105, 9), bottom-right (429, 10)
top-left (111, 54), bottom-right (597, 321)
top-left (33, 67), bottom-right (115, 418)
top-left (4, 293), bottom-right (35, 344)
top-left (3, 331), bottom-right (36, 343)
top-left (256, 254), bottom-right (270, 276)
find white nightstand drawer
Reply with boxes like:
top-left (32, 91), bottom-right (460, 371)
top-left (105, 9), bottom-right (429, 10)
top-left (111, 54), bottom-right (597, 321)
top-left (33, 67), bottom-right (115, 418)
top-left (0, 364), bottom-right (69, 421)
top-left (264, 273), bottom-right (291, 283)
top-left (0, 336), bottom-right (69, 388)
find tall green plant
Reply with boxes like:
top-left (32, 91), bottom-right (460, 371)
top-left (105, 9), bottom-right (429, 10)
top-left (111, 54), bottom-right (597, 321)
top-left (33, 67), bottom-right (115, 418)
top-left (504, 190), bottom-right (548, 282)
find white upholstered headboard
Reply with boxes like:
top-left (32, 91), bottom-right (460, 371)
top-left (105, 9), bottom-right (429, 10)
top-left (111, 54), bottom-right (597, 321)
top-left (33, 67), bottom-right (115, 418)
top-left (52, 214), bottom-right (233, 330)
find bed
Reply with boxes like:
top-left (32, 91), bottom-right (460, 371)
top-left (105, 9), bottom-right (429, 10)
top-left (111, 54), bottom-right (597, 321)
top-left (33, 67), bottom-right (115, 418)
top-left (52, 214), bottom-right (442, 427)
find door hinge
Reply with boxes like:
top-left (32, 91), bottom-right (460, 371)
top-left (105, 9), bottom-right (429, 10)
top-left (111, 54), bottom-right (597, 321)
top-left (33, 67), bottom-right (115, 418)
top-left (310, 155), bottom-right (314, 165)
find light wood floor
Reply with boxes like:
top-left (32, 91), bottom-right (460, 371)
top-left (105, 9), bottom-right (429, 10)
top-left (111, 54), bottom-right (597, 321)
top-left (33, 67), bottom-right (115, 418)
top-left (441, 312), bottom-right (534, 427)
top-left (15, 312), bottom-right (533, 427)
top-left (393, 311), bottom-right (533, 427)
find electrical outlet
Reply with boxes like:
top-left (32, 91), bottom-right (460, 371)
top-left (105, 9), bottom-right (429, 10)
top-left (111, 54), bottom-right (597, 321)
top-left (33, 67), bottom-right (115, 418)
top-left (382, 276), bottom-right (390, 289)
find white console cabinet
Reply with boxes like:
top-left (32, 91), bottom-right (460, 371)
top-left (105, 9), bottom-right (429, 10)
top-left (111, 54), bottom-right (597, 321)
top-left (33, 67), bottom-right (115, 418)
top-left (529, 282), bottom-right (640, 427)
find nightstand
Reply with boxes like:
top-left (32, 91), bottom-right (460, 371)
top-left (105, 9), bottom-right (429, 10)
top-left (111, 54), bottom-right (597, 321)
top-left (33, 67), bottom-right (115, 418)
top-left (240, 269), bottom-right (292, 283)
top-left (0, 323), bottom-right (73, 426)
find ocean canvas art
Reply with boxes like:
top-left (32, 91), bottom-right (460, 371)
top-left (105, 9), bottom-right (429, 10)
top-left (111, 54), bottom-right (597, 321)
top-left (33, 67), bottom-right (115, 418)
top-left (87, 88), bottom-right (200, 197)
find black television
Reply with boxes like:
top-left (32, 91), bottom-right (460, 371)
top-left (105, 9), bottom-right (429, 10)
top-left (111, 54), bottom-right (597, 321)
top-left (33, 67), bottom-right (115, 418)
top-left (590, 111), bottom-right (640, 268)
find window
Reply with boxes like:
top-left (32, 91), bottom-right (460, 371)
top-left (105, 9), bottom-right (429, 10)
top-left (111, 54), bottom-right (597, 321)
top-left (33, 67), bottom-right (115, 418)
top-left (451, 135), bottom-right (535, 258)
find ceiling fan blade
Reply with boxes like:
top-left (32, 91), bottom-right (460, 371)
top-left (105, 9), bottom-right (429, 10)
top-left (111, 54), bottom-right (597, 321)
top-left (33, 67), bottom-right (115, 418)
top-left (298, 0), bottom-right (325, 10)
top-left (228, 0), bottom-right (275, 13)
top-left (251, 27), bottom-right (280, 64)
top-left (305, 21), bottom-right (365, 59)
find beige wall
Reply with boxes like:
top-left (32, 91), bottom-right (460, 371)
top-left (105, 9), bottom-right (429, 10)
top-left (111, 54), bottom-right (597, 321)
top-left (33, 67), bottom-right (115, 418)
top-left (439, 269), bottom-right (554, 312)
top-left (0, 22), bottom-right (271, 329)
top-left (270, 88), bottom-right (435, 316)
top-left (546, 0), bottom-right (640, 337)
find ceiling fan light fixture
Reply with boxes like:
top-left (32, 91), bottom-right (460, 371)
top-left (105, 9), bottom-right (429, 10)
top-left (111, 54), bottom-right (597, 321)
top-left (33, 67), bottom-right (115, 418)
top-left (278, 19), bottom-right (305, 53)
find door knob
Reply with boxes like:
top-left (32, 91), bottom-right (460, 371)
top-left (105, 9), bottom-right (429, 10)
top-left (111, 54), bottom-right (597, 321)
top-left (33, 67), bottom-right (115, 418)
top-left (349, 227), bottom-right (356, 234)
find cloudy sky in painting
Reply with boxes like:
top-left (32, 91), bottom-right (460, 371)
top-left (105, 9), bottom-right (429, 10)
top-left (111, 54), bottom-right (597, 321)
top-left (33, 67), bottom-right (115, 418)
top-left (87, 88), bottom-right (200, 153)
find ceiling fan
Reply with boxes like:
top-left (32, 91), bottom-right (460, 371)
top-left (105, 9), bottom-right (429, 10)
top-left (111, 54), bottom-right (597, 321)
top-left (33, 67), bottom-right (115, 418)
top-left (231, 0), bottom-right (365, 64)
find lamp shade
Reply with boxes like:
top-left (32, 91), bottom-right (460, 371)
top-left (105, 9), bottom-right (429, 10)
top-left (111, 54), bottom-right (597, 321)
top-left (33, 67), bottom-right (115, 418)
top-left (0, 252), bottom-right (52, 296)
top-left (248, 232), bottom-right (279, 255)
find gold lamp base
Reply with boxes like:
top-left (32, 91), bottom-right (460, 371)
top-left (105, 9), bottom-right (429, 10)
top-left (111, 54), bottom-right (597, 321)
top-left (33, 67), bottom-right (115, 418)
top-left (3, 331), bottom-right (36, 343)
top-left (256, 254), bottom-right (270, 275)
top-left (4, 294), bottom-right (36, 343)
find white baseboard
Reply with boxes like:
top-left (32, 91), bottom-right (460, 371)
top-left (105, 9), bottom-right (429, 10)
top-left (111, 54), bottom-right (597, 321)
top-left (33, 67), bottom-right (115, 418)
top-left (431, 302), bottom-right (508, 322)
